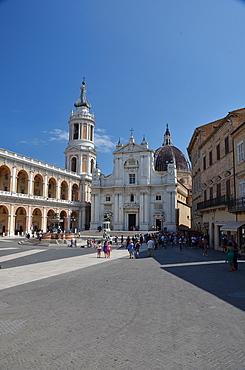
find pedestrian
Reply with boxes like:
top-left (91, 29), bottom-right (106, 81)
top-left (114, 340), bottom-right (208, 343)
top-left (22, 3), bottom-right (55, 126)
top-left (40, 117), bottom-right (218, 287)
top-left (96, 242), bottom-right (102, 257)
top-left (103, 241), bottom-right (108, 258)
top-left (38, 232), bottom-right (42, 243)
top-left (147, 238), bottom-right (155, 257)
top-left (128, 242), bottom-right (135, 258)
top-left (232, 240), bottom-right (239, 270)
top-left (134, 240), bottom-right (140, 258)
top-left (107, 242), bottom-right (112, 258)
top-left (225, 241), bottom-right (235, 271)
top-left (178, 237), bottom-right (182, 251)
top-left (203, 236), bottom-right (208, 256)
top-left (71, 237), bottom-right (76, 247)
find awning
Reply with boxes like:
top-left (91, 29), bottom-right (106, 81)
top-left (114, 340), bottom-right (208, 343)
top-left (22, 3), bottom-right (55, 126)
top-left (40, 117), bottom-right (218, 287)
top-left (220, 221), bottom-right (245, 231)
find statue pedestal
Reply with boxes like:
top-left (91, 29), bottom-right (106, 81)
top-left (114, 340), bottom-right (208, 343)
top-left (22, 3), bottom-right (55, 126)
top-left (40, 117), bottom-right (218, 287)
top-left (103, 221), bottom-right (110, 232)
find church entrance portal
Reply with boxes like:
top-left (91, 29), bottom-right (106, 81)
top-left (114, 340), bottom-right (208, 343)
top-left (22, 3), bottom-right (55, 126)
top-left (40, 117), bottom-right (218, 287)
top-left (156, 219), bottom-right (161, 230)
top-left (128, 214), bottom-right (136, 231)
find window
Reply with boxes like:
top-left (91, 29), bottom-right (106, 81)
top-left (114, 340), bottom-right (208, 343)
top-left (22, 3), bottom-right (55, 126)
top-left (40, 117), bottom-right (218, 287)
top-left (156, 195), bottom-right (161, 201)
top-left (217, 183), bottom-right (221, 198)
top-left (71, 157), bottom-right (77, 172)
top-left (105, 196), bottom-right (110, 202)
top-left (129, 174), bottom-right (135, 184)
top-left (130, 194), bottom-right (134, 202)
top-left (225, 136), bottom-right (229, 154)
top-left (73, 123), bottom-right (79, 140)
top-left (226, 179), bottom-right (230, 196)
top-left (204, 189), bottom-right (207, 202)
top-left (237, 141), bottom-right (244, 163)
top-left (209, 151), bottom-right (213, 166)
top-left (238, 181), bottom-right (245, 197)
top-left (210, 187), bottom-right (213, 200)
top-left (203, 156), bottom-right (206, 170)
top-left (216, 144), bottom-right (220, 160)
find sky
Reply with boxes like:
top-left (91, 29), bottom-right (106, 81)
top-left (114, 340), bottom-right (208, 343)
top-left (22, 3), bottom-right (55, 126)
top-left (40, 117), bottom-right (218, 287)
top-left (0, 0), bottom-right (245, 175)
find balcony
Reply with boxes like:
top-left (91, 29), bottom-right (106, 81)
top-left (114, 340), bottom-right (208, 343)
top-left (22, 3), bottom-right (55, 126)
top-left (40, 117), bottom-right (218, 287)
top-left (197, 195), bottom-right (231, 211)
top-left (228, 197), bottom-right (245, 213)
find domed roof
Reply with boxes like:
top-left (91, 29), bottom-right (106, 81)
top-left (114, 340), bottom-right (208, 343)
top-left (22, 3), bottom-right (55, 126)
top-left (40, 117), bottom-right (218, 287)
top-left (154, 124), bottom-right (190, 172)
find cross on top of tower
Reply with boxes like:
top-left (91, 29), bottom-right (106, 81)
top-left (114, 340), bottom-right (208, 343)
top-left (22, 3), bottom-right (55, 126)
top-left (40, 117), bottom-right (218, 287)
top-left (130, 128), bottom-right (134, 137)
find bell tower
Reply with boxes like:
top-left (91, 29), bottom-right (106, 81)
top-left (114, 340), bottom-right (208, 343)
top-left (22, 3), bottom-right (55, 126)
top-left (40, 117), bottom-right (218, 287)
top-left (65, 79), bottom-right (97, 177)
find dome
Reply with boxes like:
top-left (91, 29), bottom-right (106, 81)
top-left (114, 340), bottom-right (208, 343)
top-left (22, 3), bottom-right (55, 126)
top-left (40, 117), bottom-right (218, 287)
top-left (154, 124), bottom-right (190, 172)
top-left (154, 145), bottom-right (190, 172)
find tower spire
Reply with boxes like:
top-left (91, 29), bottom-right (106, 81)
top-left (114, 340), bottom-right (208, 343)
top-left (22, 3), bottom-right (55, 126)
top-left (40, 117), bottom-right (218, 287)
top-left (74, 78), bottom-right (91, 109)
top-left (163, 123), bottom-right (173, 146)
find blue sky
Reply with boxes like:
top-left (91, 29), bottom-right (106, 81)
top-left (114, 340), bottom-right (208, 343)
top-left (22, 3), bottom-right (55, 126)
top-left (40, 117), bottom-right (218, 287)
top-left (0, 0), bottom-right (245, 175)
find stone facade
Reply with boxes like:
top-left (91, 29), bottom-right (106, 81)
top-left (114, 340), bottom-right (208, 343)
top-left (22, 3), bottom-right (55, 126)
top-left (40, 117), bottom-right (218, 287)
top-left (90, 130), bottom-right (192, 232)
top-left (187, 108), bottom-right (245, 249)
top-left (0, 81), bottom-right (95, 236)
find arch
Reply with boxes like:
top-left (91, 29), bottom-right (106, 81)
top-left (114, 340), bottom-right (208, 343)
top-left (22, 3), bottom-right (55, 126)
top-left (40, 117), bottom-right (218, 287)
top-left (90, 158), bottom-right (94, 173)
top-left (73, 123), bottom-right (79, 140)
top-left (48, 178), bottom-right (57, 198)
top-left (32, 208), bottom-right (42, 232)
top-left (17, 170), bottom-right (29, 194)
top-left (0, 205), bottom-right (9, 234)
top-left (46, 209), bottom-right (55, 231)
top-left (70, 211), bottom-right (78, 232)
top-left (61, 180), bottom-right (68, 200)
top-left (71, 157), bottom-right (77, 173)
top-left (33, 174), bottom-right (43, 196)
top-left (60, 210), bottom-right (68, 231)
top-left (72, 183), bottom-right (79, 201)
top-left (15, 206), bottom-right (27, 234)
top-left (0, 165), bottom-right (11, 192)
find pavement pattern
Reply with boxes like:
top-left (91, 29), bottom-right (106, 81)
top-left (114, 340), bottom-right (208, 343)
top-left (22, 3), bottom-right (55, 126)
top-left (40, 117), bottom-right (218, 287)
top-left (0, 238), bottom-right (244, 370)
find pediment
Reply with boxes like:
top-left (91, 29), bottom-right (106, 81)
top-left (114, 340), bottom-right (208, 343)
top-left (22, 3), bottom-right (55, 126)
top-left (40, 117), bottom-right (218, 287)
top-left (113, 142), bottom-right (150, 154)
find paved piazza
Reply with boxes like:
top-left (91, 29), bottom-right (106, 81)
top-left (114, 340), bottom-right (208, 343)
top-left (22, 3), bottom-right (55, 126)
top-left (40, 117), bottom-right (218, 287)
top-left (0, 237), bottom-right (244, 370)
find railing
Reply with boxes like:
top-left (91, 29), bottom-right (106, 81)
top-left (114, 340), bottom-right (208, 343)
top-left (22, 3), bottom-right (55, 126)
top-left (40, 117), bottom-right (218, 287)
top-left (228, 197), bottom-right (245, 213)
top-left (0, 190), bottom-right (82, 205)
top-left (197, 195), bottom-right (231, 210)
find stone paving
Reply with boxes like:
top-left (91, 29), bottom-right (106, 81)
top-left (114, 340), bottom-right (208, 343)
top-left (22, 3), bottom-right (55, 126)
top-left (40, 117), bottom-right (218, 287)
top-left (0, 238), bottom-right (244, 369)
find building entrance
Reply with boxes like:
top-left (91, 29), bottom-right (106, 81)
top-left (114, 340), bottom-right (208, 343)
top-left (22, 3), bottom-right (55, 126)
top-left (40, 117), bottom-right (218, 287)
top-left (128, 214), bottom-right (136, 231)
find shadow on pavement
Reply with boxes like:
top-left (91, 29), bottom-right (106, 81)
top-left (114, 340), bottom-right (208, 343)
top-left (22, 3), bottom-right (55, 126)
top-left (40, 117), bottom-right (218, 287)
top-left (147, 247), bottom-right (245, 312)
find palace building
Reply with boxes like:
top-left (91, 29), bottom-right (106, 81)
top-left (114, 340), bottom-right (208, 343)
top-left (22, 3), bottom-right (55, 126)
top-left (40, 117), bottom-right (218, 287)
top-left (0, 81), bottom-right (192, 236)
top-left (0, 80), bottom-right (96, 236)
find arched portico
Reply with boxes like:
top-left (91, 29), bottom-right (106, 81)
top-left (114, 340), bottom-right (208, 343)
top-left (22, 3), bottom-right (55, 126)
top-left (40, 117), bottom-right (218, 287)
top-left (33, 175), bottom-right (43, 196)
top-left (17, 170), bottom-right (29, 194)
top-left (32, 208), bottom-right (42, 232)
top-left (61, 181), bottom-right (68, 200)
top-left (15, 207), bottom-right (27, 234)
top-left (0, 165), bottom-right (11, 192)
top-left (0, 205), bottom-right (9, 234)
top-left (48, 178), bottom-right (57, 198)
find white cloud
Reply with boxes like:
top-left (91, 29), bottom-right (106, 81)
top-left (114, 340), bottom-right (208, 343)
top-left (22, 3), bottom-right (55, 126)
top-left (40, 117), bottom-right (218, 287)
top-left (19, 138), bottom-right (46, 146)
top-left (47, 129), bottom-right (69, 141)
top-left (94, 129), bottom-right (116, 153)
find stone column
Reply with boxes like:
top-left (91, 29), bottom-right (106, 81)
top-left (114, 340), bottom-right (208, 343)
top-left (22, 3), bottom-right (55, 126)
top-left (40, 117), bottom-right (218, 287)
top-left (43, 174), bottom-right (48, 197)
top-left (9, 204), bottom-right (15, 236)
top-left (57, 178), bottom-right (61, 199)
top-left (11, 166), bottom-right (17, 193)
top-left (29, 170), bottom-right (34, 195)
top-left (27, 206), bottom-right (32, 232)
top-left (42, 208), bottom-right (47, 232)
top-left (68, 181), bottom-right (72, 201)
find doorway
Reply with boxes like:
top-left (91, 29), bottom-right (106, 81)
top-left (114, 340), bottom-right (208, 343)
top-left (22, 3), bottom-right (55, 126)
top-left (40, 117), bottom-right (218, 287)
top-left (128, 214), bottom-right (136, 231)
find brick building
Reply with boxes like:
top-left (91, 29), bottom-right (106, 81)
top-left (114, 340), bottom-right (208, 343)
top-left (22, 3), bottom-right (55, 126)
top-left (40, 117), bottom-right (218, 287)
top-left (187, 108), bottom-right (245, 249)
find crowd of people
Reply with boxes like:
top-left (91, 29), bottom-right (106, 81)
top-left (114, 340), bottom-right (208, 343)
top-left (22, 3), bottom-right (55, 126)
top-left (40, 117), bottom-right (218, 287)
top-left (83, 230), bottom-right (243, 269)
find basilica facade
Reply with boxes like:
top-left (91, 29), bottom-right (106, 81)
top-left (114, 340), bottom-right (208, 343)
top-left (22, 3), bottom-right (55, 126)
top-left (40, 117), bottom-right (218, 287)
top-left (90, 126), bottom-right (192, 232)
